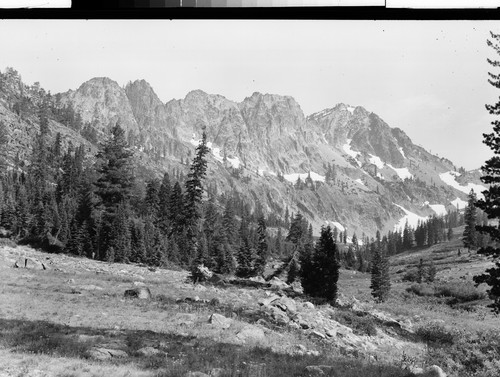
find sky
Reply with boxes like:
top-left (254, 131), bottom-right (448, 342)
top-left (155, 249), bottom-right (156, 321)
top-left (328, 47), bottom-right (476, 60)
top-left (0, 19), bottom-right (498, 170)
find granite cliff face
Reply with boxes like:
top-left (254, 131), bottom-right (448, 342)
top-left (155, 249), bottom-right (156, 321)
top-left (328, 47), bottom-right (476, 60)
top-left (0, 68), bottom-right (486, 237)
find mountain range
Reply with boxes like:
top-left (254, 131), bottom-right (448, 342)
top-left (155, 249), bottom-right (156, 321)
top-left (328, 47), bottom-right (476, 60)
top-left (0, 67), bottom-right (486, 238)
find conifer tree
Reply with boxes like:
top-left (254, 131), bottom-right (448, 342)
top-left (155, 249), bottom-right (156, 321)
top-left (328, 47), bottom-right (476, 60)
top-left (254, 215), bottom-right (268, 275)
top-left (158, 172), bottom-right (171, 234)
top-left (370, 233), bottom-right (391, 302)
top-left (473, 31), bottom-right (500, 313)
top-left (304, 225), bottom-right (340, 302)
top-left (94, 124), bottom-right (134, 257)
top-left (463, 189), bottom-right (478, 251)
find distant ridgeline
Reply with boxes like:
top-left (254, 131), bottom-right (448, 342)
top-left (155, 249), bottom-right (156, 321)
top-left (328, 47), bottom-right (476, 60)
top-left (0, 66), bottom-right (488, 275)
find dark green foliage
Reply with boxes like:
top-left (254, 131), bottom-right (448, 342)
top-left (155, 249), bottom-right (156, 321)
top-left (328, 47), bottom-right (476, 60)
top-left (474, 31), bottom-right (500, 314)
top-left (370, 235), bottom-right (391, 302)
top-left (254, 215), bottom-right (268, 275)
top-left (94, 124), bottom-right (134, 258)
top-left (309, 225), bottom-right (340, 302)
top-left (463, 189), bottom-right (478, 250)
top-left (236, 238), bottom-right (255, 278)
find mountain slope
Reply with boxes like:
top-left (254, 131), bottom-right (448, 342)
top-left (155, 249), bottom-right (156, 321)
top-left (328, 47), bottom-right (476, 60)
top-left (0, 67), bottom-right (487, 237)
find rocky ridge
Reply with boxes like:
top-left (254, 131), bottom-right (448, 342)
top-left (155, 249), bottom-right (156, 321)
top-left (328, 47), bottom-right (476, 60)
top-left (0, 68), bottom-right (486, 237)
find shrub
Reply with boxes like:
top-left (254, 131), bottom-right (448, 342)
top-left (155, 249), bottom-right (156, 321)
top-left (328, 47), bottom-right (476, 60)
top-left (406, 283), bottom-right (435, 297)
top-left (416, 322), bottom-right (456, 346)
top-left (434, 282), bottom-right (486, 303)
top-left (0, 238), bottom-right (16, 248)
top-left (331, 310), bottom-right (378, 337)
top-left (402, 268), bottom-right (419, 282)
top-left (406, 282), bottom-right (486, 304)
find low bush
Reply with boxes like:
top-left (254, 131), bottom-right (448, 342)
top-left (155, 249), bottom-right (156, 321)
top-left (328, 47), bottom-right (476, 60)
top-left (416, 322), bottom-right (456, 346)
top-left (0, 238), bottom-right (17, 248)
top-left (434, 282), bottom-right (486, 303)
top-left (331, 310), bottom-right (378, 337)
top-left (406, 282), bottom-right (486, 304)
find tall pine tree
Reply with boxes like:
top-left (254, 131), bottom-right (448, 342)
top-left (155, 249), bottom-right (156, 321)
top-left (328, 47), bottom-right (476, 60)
top-left (474, 31), bottom-right (500, 313)
top-left (463, 189), bottom-right (478, 251)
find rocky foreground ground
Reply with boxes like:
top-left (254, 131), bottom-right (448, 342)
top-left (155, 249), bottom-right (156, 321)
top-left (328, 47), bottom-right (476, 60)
top-left (0, 243), bottom-right (453, 377)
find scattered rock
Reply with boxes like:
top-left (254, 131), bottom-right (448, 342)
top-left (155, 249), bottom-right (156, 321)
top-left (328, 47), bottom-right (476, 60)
top-left (422, 365), bottom-right (447, 377)
top-left (274, 296), bottom-right (297, 313)
top-left (304, 365), bottom-right (334, 376)
top-left (304, 301), bottom-right (315, 309)
top-left (325, 328), bottom-right (336, 337)
top-left (269, 277), bottom-right (289, 289)
top-left (137, 346), bottom-right (163, 357)
top-left (306, 350), bottom-right (320, 357)
top-left (184, 372), bottom-right (210, 377)
top-left (14, 257), bottom-right (47, 270)
top-left (258, 294), bottom-right (280, 307)
top-left (124, 286), bottom-right (152, 299)
top-left (235, 325), bottom-right (266, 343)
top-left (208, 313), bottom-right (232, 329)
top-left (209, 368), bottom-right (225, 377)
top-left (209, 297), bottom-right (221, 306)
top-left (87, 347), bottom-right (128, 360)
top-left (310, 330), bottom-right (326, 339)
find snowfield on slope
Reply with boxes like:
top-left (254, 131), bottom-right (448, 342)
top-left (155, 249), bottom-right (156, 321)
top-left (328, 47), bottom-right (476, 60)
top-left (428, 204), bottom-right (447, 216)
top-left (284, 172), bottom-right (325, 183)
top-left (387, 164), bottom-right (413, 180)
top-left (343, 139), bottom-right (362, 166)
top-left (451, 197), bottom-right (468, 210)
top-left (393, 204), bottom-right (428, 231)
top-left (439, 171), bottom-right (486, 199)
top-left (368, 154), bottom-right (385, 169)
top-left (190, 136), bottom-right (240, 169)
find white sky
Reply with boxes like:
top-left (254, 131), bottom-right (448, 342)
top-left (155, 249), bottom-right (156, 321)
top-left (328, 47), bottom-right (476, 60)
top-left (0, 19), bottom-right (497, 170)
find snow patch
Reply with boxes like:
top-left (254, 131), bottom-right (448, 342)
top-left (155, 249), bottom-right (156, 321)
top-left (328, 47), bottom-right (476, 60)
top-left (398, 147), bottom-right (406, 159)
top-left (326, 221), bottom-right (345, 232)
top-left (284, 172), bottom-right (325, 183)
top-left (451, 197), bottom-right (468, 210)
top-left (355, 178), bottom-right (365, 187)
top-left (387, 164), bottom-right (413, 180)
top-left (343, 139), bottom-right (362, 166)
top-left (227, 156), bottom-right (240, 169)
top-left (393, 204), bottom-right (428, 231)
top-left (439, 171), bottom-right (486, 199)
top-left (429, 204), bottom-right (447, 217)
top-left (347, 105), bottom-right (356, 114)
top-left (368, 154), bottom-right (385, 169)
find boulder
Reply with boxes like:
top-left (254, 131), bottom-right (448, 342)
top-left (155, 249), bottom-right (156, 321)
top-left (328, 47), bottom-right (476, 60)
top-left (422, 365), bottom-right (447, 377)
top-left (235, 325), bottom-right (266, 343)
top-left (310, 330), bottom-right (326, 339)
top-left (124, 286), bottom-right (152, 299)
top-left (304, 365), bottom-right (334, 376)
top-left (208, 313), bottom-right (232, 329)
top-left (269, 277), bottom-right (289, 289)
top-left (304, 301), bottom-right (315, 309)
top-left (258, 294), bottom-right (280, 307)
top-left (133, 281), bottom-right (147, 287)
top-left (14, 257), bottom-right (47, 270)
top-left (88, 347), bottom-right (128, 360)
top-left (274, 296), bottom-right (297, 313)
top-left (137, 346), bottom-right (163, 357)
top-left (325, 328), bottom-right (336, 338)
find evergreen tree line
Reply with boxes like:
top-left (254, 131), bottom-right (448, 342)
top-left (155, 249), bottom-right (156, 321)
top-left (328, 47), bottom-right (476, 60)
top-left (0, 119), bottom-right (281, 275)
